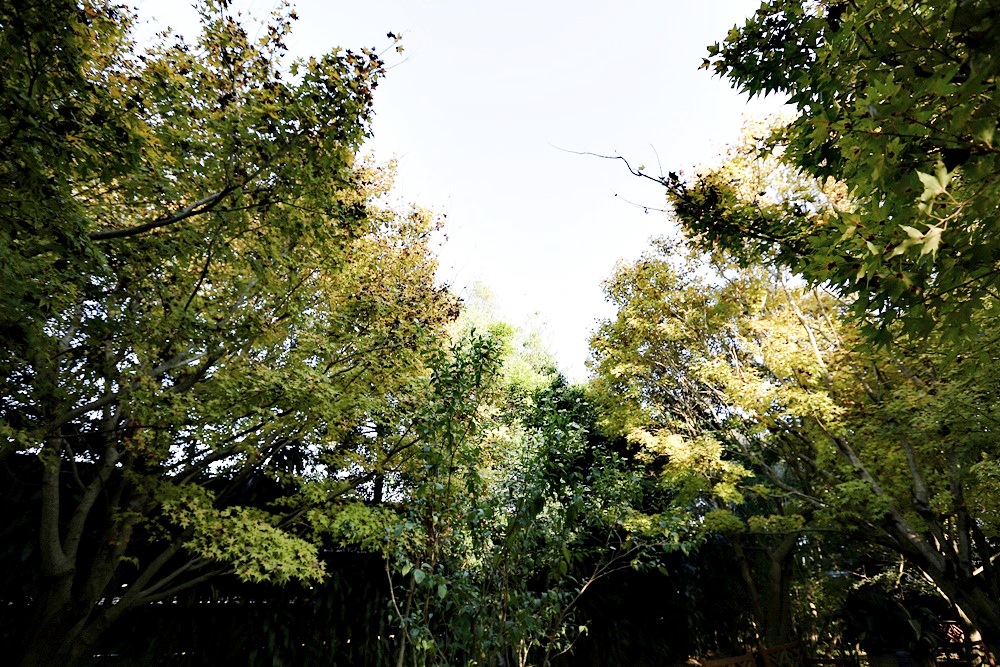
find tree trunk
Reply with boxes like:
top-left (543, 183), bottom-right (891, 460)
top-left (20, 604), bottom-right (97, 667)
top-left (20, 575), bottom-right (146, 667)
top-left (927, 574), bottom-right (1000, 659)
top-left (886, 521), bottom-right (1000, 659)
top-left (763, 534), bottom-right (797, 647)
top-left (733, 532), bottom-right (798, 648)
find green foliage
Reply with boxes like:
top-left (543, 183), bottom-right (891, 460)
top-left (590, 236), bottom-right (1000, 646)
top-left (451, 282), bottom-right (560, 392)
top-left (0, 3), bottom-right (457, 664)
top-left (970, 456), bottom-right (1000, 534)
top-left (589, 245), bottom-right (778, 512)
top-left (359, 325), bottom-right (647, 666)
top-left (308, 502), bottom-right (399, 553)
top-left (745, 513), bottom-right (803, 535)
top-left (164, 487), bottom-right (324, 584)
top-left (689, 0), bottom-right (1000, 341)
top-left (701, 509), bottom-right (747, 536)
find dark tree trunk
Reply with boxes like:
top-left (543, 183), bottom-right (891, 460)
top-left (763, 534), bottom-right (797, 647)
top-left (21, 599), bottom-right (96, 667)
top-left (733, 532), bottom-right (798, 648)
top-left (884, 513), bottom-right (1000, 660)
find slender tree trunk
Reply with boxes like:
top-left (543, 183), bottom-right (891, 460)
top-left (763, 533), bottom-right (798, 647)
top-left (733, 538), bottom-right (766, 644)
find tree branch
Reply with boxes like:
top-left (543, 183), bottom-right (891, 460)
top-left (88, 186), bottom-right (239, 241)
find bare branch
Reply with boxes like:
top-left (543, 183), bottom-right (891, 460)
top-left (550, 144), bottom-right (668, 186)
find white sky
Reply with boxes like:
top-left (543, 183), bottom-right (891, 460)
top-left (137, 0), bottom-right (785, 381)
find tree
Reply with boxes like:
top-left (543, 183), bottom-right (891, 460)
top-left (0, 2), bottom-right (458, 664)
top-left (589, 242), bottom-right (1000, 653)
top-left (676, 0), bottom-right (1000, 341)
top-left (589, 244), bottom-right (812, 648)
top-left (369, 322), bottom-right (643, 666)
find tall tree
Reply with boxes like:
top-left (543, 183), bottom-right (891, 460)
top-left (0, 2), bottom-right (457, 664)
top-left (589, 246), bottom-right (810, 647)
top-left (365, 321), bottom-right (642, 666)
top-left (589, 243), bottom-right (1000, 652)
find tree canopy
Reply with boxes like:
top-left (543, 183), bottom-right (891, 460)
top-left (590, 241), bottom-right (1000, 650)
top-left (675, 0), bottom-right (1000, 342)
top-left (0, 2), bottom-right (462, 664)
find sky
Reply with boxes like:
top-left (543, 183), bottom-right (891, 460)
top-left (137, 0), bottom-right (786, 381)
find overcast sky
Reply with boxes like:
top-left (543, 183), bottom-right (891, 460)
top-left (137, 0), bottom-right (785, 381)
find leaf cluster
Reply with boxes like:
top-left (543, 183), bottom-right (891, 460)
top-left (696, 0), bottom-right (1000, 342)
